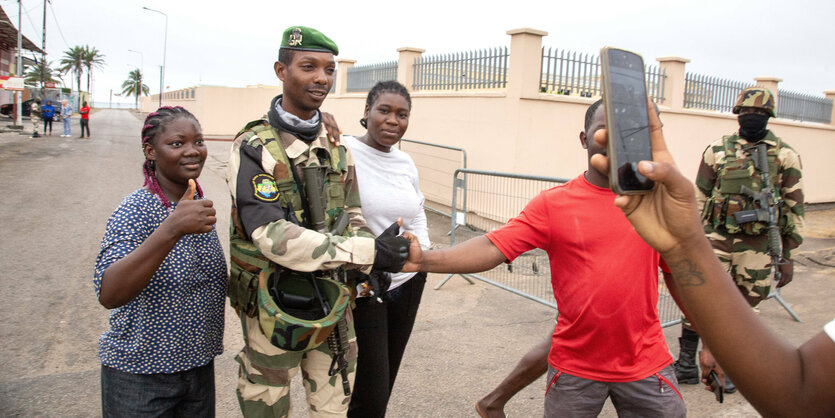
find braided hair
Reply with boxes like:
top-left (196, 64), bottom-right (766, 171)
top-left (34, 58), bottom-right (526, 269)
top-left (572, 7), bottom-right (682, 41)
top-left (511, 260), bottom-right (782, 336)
top-left (141, 106), bottom-right (204, 209)
top-left (360, 81), bottom-right (411, 128)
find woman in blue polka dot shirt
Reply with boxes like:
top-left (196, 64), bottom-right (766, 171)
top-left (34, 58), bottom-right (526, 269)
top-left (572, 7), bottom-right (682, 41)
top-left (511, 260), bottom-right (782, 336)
top-left (93, 106), bottom-right (227, 417)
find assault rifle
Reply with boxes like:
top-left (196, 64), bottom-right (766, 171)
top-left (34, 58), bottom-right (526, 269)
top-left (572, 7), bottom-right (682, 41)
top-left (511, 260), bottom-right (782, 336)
top-left (732, 142), bottom-right (784, 283)
top-left (303, 165), bottom-right (352, 396)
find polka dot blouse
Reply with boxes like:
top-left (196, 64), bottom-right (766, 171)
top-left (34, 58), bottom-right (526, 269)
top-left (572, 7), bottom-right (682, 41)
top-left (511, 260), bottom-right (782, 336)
top-left (93, 188), bottom-right (227, 374)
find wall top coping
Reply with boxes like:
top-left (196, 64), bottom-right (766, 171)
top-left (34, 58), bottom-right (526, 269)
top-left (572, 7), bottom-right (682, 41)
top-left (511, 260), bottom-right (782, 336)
top-left (656, 56), bottom-right (690, 63)
top-left (397, 47), bottom-right (425, 53)
top-left (506, 28), bottom-right (548, 36)
top-left (336, 58), bottom-right (357, 64)
top-left (755, 76), bottom-right (783, 83)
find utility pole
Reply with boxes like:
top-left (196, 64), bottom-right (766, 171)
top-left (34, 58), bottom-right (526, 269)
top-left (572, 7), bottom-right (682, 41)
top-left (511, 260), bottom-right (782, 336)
top-left (15, 0), bottom-right (22, 127)
top-left (142, 7), bottom-right (167, 107)
top-left (41, 0), bottom-right (47, 98)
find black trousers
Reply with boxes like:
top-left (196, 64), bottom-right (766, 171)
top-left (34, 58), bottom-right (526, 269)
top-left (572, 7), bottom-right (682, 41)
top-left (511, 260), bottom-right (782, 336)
top-left (348, 272), bottom-right (426, 418)
top-left (80, 119), bottom-right (90, 137)
top-left (43, 117), bottom-right (53, 133)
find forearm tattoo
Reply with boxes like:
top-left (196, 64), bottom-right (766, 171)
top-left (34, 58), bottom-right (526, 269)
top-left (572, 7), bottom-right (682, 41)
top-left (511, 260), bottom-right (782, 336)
top-left (670, 259), bottom-right (705, 287)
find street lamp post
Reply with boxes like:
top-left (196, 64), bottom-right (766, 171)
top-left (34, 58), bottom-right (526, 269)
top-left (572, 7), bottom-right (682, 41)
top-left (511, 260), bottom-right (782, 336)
top-left (128, 49), bottom-right (144, 73)
top-left (142, 7), bottom-right (167, 107)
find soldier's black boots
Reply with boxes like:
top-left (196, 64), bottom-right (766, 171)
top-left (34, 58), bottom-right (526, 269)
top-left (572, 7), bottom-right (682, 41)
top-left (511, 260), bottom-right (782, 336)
top-left (674, 328), bottom-right (700, 384)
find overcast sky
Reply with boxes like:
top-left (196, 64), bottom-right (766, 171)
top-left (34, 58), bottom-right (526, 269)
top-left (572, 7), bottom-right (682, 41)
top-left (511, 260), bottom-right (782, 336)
top-left (5, 0), bottom-right (833, 104)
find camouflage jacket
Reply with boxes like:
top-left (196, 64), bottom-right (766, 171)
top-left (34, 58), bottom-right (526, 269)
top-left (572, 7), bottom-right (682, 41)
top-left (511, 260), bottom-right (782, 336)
top-left (695, 130), bottom-right (804, 258)
top-left (226, 119), bottom-right (376, 274)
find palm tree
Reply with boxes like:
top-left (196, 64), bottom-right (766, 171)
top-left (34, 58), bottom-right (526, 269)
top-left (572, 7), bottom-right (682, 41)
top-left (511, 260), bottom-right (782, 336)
top-left (24, 61), bottom-right (61, 88)
top-left (82, 45), bottom-right (106, 92)
top-left (121, 69), bottom-right (149, 108)
top-left (59, 45), bottom-right (85, 98)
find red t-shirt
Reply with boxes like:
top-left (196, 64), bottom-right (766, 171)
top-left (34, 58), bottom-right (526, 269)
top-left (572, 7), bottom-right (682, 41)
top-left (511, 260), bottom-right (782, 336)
top-left (80, 106), bottom-right (90, 120)
top-left (486, 174), bottom-right (673, 382)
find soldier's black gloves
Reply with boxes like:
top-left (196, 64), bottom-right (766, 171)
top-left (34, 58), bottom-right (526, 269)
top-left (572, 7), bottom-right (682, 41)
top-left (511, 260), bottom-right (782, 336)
top-left (372, 222), bottom-right (410, 272)
top-left (368, 270), bottom-right (392, 297)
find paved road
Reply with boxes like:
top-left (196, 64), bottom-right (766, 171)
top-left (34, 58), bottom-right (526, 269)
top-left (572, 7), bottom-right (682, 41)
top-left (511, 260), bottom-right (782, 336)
top-left (0, 109), bottom-right (832, 417)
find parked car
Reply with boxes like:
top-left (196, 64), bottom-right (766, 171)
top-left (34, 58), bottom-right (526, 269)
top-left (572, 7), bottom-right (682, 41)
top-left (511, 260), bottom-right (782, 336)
top-left (0, 99), bottom-right (34, 118)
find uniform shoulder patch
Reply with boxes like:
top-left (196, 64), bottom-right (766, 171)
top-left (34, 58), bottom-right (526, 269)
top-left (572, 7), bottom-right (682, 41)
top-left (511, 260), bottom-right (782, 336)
top-left (252, 173), bottom-right (279, 202)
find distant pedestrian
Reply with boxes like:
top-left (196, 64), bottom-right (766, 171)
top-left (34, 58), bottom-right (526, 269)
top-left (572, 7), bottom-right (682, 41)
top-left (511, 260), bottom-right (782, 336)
top-left (79, 101), bottom-right (90, 138)
top-left (60, 99), bottom-right (72, 137)
top-left (94, 106), bottom-right (226, 417)
top-left (42, 100), bottom-right (55, 136)
top-left (29, 99), bottom-right (41, 138)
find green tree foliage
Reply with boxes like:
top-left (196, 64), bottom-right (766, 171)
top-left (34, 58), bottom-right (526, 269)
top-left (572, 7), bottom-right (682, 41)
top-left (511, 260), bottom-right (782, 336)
top-left (82, 45), bottom-right (106, 92)
top-left (121, 69), bottom-right (149, 107)
top-left (24, 61), bottom-right (61, 88)
top-left (59, 45), bottom-right (85, 95)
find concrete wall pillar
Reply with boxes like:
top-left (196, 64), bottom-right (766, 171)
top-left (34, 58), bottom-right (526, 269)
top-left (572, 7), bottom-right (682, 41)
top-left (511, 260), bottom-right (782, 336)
top-left (825, 90), bottom-right (835, 125)
top-left (335, 58), bottom-right (356, 95)
top-left (506, 28), bottom-right (547, 98)
top-left (396, 47), bottom-right (424, 91)
top-left (656, 56), bottom-right (690, 110)
top-left (754, 76), bottom-right (782, 107)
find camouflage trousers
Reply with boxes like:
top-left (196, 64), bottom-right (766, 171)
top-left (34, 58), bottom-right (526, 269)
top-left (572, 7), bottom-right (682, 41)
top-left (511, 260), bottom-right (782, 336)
top-left (32, 117), bottom-right (39, 134)
top-left (236, 309), bottom-right (358, 418)
top-left (705, 227), bottom-right (775, 300)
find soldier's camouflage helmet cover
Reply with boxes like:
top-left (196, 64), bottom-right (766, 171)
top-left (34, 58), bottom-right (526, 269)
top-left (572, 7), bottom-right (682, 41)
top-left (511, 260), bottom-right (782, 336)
top-left (733, 87), bottom-right (776, 117)
top-left (258, 274), bottom-right (350, 352)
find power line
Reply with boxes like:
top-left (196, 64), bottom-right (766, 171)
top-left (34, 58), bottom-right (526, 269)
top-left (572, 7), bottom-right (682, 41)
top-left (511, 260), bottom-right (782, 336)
top-left (21, 1), bottom-right (41, 47)
top-left (47, 0), bottom-right (70, 50)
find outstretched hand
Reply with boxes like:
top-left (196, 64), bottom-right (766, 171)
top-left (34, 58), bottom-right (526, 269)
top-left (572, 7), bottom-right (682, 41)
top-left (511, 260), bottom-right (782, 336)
top-left (400, 231), bottom-right (423, 272)
top-left (589, 98), bottom-right (704, 256)
top-left (166, 179), bottom-right (216, 236)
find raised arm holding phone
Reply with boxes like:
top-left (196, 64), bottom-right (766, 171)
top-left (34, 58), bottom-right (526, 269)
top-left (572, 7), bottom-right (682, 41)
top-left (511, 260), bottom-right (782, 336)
top-left (583, 97), bottom-right (835, 418)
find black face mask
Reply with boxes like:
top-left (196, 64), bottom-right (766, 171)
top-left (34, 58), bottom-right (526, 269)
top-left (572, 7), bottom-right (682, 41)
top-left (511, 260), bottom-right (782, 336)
top-left (738, 113), bottom-right (769, 141)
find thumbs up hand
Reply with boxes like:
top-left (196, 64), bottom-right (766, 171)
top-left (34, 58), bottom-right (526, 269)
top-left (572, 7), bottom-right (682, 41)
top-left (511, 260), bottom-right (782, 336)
top-left (164, 179), bottom-right (216, 236)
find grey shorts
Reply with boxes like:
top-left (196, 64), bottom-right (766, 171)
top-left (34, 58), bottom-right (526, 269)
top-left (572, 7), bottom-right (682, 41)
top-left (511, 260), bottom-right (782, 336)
top-left (544, 363), bottom-right (686, 418)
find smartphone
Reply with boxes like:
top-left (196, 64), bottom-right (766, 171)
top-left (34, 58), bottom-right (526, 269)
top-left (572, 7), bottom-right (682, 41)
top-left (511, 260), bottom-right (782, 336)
top-left (708, 370), bottom-right (725, 403)
top-left (600, 47), bottom-right (654, 194)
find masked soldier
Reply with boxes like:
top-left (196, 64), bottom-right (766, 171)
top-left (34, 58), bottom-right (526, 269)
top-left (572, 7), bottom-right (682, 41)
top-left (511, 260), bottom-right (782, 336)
top-left (226, 26), bottom-right (410, 417)
top-left (30, 98), bottom-right (41, 138)
top-left (674, 87), bottom-right (805, 392)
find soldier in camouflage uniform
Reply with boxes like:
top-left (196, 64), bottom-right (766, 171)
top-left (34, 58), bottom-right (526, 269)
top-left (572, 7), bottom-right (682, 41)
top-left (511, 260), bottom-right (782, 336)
top-left (674, 87), bottom-right (805, 391)
top-left (226, 26), bottom-right (411, 417)
top-left (29, 99), bottom-right (41, 138)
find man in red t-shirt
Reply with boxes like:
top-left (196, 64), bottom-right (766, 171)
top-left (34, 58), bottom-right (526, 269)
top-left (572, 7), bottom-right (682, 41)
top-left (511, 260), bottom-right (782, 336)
top-left (79, 101), bottom-right (90, 138)
top-left (403, 100), bottom-right (686, 417)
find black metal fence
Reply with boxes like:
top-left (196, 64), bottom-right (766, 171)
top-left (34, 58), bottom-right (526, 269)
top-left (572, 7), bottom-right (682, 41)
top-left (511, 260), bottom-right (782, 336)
top-left (776, 90), bottom-right (833, 124)
top-left (684, 73), bottom-right (752, 113)
top-left (413, 47), bottom-right (508, 91)
top-left (539, 47), bottom-right (666, 103)
top-left (346, 61), bottom-right (397, 93)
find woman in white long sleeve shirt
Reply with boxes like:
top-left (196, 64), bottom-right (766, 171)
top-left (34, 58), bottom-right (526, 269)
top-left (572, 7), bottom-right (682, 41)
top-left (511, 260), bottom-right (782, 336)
top-left (345, 81), bottom-right (431, 418)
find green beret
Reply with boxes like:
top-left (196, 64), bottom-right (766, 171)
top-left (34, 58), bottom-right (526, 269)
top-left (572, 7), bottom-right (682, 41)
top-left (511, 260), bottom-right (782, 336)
top-left (279, 26), bottom-right (338, 56)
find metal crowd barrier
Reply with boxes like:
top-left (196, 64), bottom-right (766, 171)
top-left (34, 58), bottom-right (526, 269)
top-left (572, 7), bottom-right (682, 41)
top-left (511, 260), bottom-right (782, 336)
top-left (434, 168), bottom-right (687, 328)
top-left (434, 169), bottom-right (567, 308)
top-left (398, 138), bottom-right (467, 221)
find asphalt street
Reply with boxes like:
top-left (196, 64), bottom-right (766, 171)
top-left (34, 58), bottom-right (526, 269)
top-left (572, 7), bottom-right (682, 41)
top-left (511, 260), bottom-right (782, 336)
top-left (0, 109), bottom-right (832, 417)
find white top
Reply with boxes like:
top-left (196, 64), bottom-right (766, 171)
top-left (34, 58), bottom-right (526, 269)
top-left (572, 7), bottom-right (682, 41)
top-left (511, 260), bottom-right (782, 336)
top-left (344, 135), bottom-right (431, 291)
top-left (825, 318), bottom-right (835, 342)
